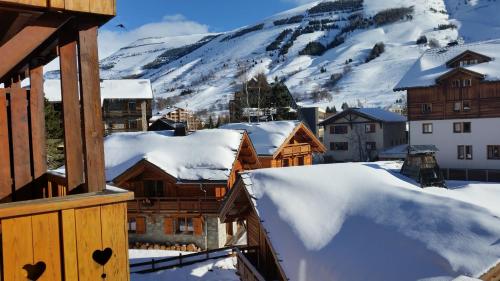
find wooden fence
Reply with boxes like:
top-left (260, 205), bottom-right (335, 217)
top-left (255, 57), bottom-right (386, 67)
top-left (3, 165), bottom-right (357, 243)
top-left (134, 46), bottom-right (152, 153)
top-left (130, 246), bottom-right (239, 274)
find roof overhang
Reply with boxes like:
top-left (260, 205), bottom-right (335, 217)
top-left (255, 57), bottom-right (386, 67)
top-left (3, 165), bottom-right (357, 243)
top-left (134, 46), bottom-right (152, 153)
top-left (445, 50), bottom-right (492, 67)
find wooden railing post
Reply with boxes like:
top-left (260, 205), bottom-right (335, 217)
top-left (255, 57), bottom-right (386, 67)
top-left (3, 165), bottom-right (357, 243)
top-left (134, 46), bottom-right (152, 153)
top-left (59, 31), bottom-right (84, 192)
top-left (78, 25), bottom-right (105, 192)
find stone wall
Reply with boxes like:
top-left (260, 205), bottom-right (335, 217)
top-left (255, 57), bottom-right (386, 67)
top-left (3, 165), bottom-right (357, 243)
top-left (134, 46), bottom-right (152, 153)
top-left (129, 214), bottom-right (227, 250)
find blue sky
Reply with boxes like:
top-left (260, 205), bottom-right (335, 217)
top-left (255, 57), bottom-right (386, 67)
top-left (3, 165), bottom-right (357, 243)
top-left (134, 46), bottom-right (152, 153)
top-left (98, 0), bottom-right (314, 58)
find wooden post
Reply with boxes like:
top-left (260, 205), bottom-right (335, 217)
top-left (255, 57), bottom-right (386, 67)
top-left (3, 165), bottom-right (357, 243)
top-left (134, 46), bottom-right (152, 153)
top-left (78, 25), bottom-right (105, 192)
top-left (29, 65), bottom-right (47, 180)
top-left (0, 88), bottom-right (12, 201)
top-left (59, 34), bottom-right (84, 192)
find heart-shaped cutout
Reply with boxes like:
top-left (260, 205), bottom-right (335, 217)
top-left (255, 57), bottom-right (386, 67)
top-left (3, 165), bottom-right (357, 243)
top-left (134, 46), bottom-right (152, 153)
top-left (92, 248), bottom-right (113, 266)
top-left (23, 261), bottom-right (46, 281)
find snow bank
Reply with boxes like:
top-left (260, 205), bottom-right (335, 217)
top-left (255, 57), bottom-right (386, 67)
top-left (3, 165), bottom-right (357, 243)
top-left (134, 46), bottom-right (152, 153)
top-left (104, 130), bottom-right (244, 182)
top-left (396, 39), bottom-right (500, 89)
top-left (221, 121), bottom-right (299, 156)
top-left (241, 162), bottom-right (500, 281)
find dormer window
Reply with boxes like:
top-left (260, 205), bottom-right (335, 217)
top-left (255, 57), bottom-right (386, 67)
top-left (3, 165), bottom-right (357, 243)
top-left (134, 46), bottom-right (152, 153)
top-left (459, 59), bottom-right (478, 67)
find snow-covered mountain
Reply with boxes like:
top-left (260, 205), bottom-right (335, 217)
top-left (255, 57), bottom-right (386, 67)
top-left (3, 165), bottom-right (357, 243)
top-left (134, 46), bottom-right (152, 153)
top-left (99, 0), bottom-right (500, 113)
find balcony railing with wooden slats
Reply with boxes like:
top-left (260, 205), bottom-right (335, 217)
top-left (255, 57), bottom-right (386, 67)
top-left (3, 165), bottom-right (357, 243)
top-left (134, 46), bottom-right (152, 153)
top-left (128, 197), bottom-right (221, 214)
top-left (281, 143), bottom-right (312, 157)
top-left (235, 247), bottom-right (265, 281)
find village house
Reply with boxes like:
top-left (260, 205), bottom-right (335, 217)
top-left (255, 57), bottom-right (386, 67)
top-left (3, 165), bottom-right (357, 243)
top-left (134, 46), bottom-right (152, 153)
top-left (221, 121), bottom-right (326, 168)
top-left (44, 79), bottom-right (154, 134)
top-left (319, 108), bottom-right (407, 162)
top-left (153, 106), bottom-right (202, 131)
top-left (0, 0), bottom-right (133, 280)
top-left (220, 164), bottom-right (500, 281)
top-left (395, 40), bottom-right (500, 181)
top-left (104, 129), bottom-right (261, 250)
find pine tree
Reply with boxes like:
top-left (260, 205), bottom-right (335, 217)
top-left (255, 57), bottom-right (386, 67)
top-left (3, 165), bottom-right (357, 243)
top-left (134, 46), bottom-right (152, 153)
top-left (341, 102), bottom-right (349, 111)
top-left (332, 106), bottom-right (337, 113)
top-left (208, 116), bottom-right (214, 128)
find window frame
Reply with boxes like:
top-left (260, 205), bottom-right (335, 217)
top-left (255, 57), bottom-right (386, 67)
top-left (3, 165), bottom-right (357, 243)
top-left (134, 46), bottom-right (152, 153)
top-left (365, 123), bottom-right (376, 133)
top-left (366, 142), bottom-right (376, 151)
top-left (128, 101), bottom-right (137, 112)
top-left (453, 122), bottom-right (462, 133)
top-left (331, 142), bottom-right (349, 151)
top-left (176, 217), bottom-right (194, 234)
top-left (458, 145), bottom-right (473, 160)
top-left (422, 123), bottom-right (433, 134)
top-left (487, 145), bottom-right (500, 160)
top-left (421, 103), bottom-right (432, 114)
top-left (331, 125), bottom-right (348, 134)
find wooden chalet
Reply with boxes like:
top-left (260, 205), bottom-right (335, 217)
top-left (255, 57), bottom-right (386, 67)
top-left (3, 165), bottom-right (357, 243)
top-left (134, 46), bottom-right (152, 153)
top-left (0, 0), bottom-right (133, 280)
top-left (221, 121), bottom-right (326, 168)
top-left (395, 40), bottom-right (500, 180)
top-left (220, 166), bottom-right (500, 281)
top-left (104, 129), bottom-right (261, 249)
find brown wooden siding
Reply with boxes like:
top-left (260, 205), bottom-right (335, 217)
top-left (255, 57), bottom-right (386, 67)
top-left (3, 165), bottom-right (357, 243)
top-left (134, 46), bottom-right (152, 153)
top-left (407, 76), bottom-right (500, 121)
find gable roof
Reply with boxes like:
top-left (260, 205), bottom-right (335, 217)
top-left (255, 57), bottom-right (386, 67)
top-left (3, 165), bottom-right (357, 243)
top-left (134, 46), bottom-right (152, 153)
top-left (395, 39), bottom-right (500, 90)
top-left (228, 163), bottom-right (500, 281)
top-left (44, 79), bottom-right (154, 102)
top-left (104, 129), bottom-right (249, 182)
top-left (221, 121), bottom-right (300, 156)
top-left (320, 108), bottom-right (406, 125)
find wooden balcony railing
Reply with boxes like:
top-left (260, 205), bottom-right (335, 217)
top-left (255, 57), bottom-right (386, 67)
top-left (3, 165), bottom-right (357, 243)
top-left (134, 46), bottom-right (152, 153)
top-left (282, 143), bottom-right (311, 157)
top-left (235, 247), bottom-right (265, 281)
top-left (128, 197), bottom-right (221, 214)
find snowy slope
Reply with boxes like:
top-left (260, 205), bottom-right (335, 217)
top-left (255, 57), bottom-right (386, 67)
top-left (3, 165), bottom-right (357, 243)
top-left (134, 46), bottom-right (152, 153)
top-left (100, 0), bottom-right (498, 113)
top-left (240, 162), bottom-right (500, 281)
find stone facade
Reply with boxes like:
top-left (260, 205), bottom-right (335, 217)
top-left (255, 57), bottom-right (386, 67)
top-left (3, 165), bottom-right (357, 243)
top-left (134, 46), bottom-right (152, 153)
top-left (128, 215), bottom-right (228, 250)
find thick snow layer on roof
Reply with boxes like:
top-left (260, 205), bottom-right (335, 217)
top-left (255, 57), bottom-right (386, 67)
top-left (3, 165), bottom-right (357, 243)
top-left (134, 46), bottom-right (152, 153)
top-left (240, 162), bottom-right (500, 281)
top-left (104, 130), bottom-right (243, 182)
top-left (44, 79), bottom-right (153, 102)
top-left (395, 39), bottom-right (500, 89)
top-left (221, 121), bottom-right (299, 156)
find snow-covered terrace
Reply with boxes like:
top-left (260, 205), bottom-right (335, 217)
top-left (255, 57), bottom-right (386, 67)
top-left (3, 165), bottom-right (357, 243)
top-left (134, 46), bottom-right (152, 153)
top-left (239, 161), bottom-right (500, 281)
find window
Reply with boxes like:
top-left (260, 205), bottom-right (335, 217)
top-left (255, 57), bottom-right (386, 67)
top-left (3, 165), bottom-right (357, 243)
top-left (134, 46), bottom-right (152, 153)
top-left (365, 123), bottom-right (376, 133)
top-left (144, 180), bottom-right (164, 197)
top-left (463, 100), bottom-right (471, 111)
top-left (463, 122), bottom-right (471, 133)
top-left (177, 217), bottom-right (194, 234)
top-left (463, 79), bottom-right (472, 87)
top-left (487, 145), bottom-right (500, 160)
top-left (331, 125), bottom-right (348, 134)
top-left (422, 123), bottom-right (433, 134)
top-left (453, 102), bottom-right (462, 112)
top-left (298, 156), bottom-right (305, 165)
top-left (283, 159), bottom-right (290, 167)
top-left (453, 122), bottom-right (471, 133)
top-left (451, 79), bottom-right (460, 87)
top-left (128, 101), bottom-right (136, 112)
top-left (458, 145), bottom-right (473, 160)
top-left (128, 119), bottom-right (138, 130)
top-left (366, 142), bottom-right (376, 150)
top-left (331, 142), bottom-right (348, 151)
top-left (128, 218), bottom-right (136, 233)
top-left (422, 104), bottom-right (432, 114)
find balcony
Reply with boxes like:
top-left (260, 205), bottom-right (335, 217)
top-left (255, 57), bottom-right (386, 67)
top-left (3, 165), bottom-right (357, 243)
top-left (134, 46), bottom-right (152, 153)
top-left (128, 197), bottom-right (221, 214)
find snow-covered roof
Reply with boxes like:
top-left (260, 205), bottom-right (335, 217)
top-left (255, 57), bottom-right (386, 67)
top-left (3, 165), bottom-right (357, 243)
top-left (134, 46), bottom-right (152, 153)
top-left (239, 162), bottom-right (500, 281)
top-left (104, 129), bottom-right (245, 182)
top-left (321, 108), bottom-right (406, 125)
top-left (44, 79), bottom-right (153, 103)
top-left (395, 39), bottom-right (500, 90)
top-left (221, 121), bottom-right (299, 156)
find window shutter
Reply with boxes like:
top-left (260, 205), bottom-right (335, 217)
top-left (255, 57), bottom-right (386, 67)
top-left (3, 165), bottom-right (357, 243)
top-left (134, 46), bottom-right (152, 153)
top-left (193, 217), bottom-right (203, 236)
top-left (136, 217), bottom-right (146, 234)
top-left (164, 217), bottom-right (174, 235)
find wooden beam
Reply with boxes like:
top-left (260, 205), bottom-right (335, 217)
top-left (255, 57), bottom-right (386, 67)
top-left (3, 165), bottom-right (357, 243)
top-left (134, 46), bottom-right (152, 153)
top-left (9, 82), bottom-right (33, 193)
top-left (78, 25), bottom-right (105, 192)
top-left (0, 13), bottom-right (69, 82)
top-left (29, 65), bottom-right (46, 180)
top-left (59, 34), bottom-right (84, 191)
top-left (0, 88), bottom-right (12, 201)
top-left (0, 12), bottom-right (36, 46)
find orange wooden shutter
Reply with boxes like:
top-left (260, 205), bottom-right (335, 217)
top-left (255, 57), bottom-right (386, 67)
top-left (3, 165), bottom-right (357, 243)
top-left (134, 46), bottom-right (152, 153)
top-left (193, 217), bottom-right (203, 236)
top-left (136, 217), bottom-right (146, 234)
top-left (164, 217), bottom-right (174, 235)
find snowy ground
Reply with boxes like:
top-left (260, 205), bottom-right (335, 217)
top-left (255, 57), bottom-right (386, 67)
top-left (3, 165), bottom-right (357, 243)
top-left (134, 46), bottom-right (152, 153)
top-left (129, 250), bottom-right (238, 281)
